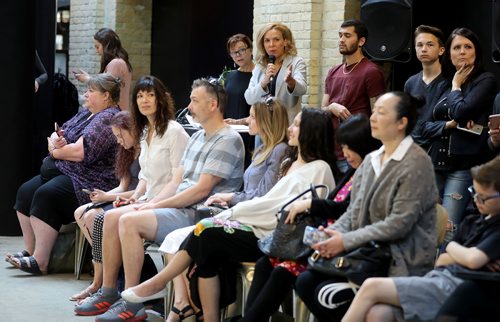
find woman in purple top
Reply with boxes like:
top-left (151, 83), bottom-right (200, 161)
top-left (6, 73), bottom-right (122, 275)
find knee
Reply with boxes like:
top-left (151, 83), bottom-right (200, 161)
top-left (366, 304), bottom-right (395, 322)
top-left (118, 213), bottom-right (139, 236)
top-left (295, 271), bottom-right (314, 297)
top-left (358, 278), bottom-right (383, 297)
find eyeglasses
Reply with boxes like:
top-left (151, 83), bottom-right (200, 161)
top-left (207, 77), bottom-right (222, 104)
top-left (468, 186), bottom-right (500, 205)
top-left (229, 47), bottom-right (248, 57)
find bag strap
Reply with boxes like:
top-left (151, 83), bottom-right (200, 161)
top-left (279, 184), bottom-right (329, 213)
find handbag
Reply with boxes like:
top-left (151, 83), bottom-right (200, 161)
top-left (257, 184), bottom-right (329, 261)
top-left (307, 241), bottom-right (392, 286)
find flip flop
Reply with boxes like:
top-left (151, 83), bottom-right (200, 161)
top-left (5, 250), bottom-right (30, 262)
top-left (10, 256), bottom-right (47, 275)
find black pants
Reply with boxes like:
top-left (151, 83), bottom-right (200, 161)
top-left (242, 256), bottom-right (296, 322)
top-left (435, 280), bottom-right (500, 322)
top-left (295, 270), bottom-right (354, 322)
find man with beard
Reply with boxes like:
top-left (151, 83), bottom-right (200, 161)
top-left (322, 19), bottom-right (385, 173)
top-left (404, 25), bottom-right (446, 150)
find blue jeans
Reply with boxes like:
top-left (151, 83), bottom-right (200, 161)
top-left (435, 169), bottom-right (472, 227)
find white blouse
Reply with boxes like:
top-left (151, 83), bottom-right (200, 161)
top-left (138, 120), bottom-right (189, 200)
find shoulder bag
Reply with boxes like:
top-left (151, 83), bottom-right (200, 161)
top-left (307, 241), bottom-right (392, 286)
top-left (257, 184), bottom-right (329, 261)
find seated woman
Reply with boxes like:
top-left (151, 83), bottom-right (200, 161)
top-left (121, 108), bottom-right (337, 322)
top-left (294, 92), bottom-right (439, 322)
top-left (159, 98), bottom-right (289, 321)
top-left (72, 75), bottom-right (189, 301)
top-left (343, 157), bottom-right (500, 322)
top-left (70, 111), bottom-right (140, 301)
top-left (240, 114), bottom-right (380, 322)
top-left (7, 73), bottom-right (122, 275)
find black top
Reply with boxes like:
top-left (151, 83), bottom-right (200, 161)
top-left (224, 70), bottom-right (252, 119)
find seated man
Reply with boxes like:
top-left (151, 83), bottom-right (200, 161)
top-left (342, 157), bottom-right (500, 322)
top-left (75, 78), bottom-right (245, 321)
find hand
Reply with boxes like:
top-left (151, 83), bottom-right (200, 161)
top-left (328, 103), bottom-right (351, 121)
top-left (466, 120), bottom-right (475, 129)
top-left (47, 137), bottom-right (56, 154)
top-left (452, 63), bottom-right (473, 89)
top-left (204, 193), bottom-right (232, 207)
top-left (284, 199), bottom-right (311, 224)
top-left (284, 65), bottom-right (296, 91)
top-left (261, 62), bottom-right (279, 88)
top-left (134, 202), bottom-right (157, 211)
top-left (445, 120), bottom-right (458, 130)
top-left (35, 80), bottom-right (39, 93)
top-left (224, 118), bottom-right (237, 125)
top-left (486, 259), bottom-right (500, 272)
top-left (52, 135), bottom-right (67, 149)
top-left (89, 189), bottom-right (107, 203)
top-left (73, 69), bottom-right (90, 83)
top-left (311, 228), bottom-right (345, 258)
top-left (489, 127), bottom-right (500, 147)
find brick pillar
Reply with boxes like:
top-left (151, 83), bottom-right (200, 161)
top-left (69, 0), bottom-right (152, 100)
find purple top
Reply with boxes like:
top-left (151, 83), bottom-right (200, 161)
top-left (54, 106), bottom-right (120, 204)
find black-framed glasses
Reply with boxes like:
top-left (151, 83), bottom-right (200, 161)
top-left (468, 186), bottom-right (500, 205)
top-left (229, 47), bottom-right (248, 57)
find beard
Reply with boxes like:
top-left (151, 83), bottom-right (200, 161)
top-left (339, 43), bottom-right (358, 55)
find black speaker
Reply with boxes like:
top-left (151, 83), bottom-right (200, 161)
top-left (361, 0), bottom-right (413, 62)
top-left (493, 0), bottom-right (500, 62)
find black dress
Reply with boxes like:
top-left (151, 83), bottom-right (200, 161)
top-left (224, 70), bottom-right (252, 119)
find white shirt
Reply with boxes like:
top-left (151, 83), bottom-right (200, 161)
top-left (138, 120), bottom-right (189, 199)
top-left (370, 136), bottom-right (413, 178)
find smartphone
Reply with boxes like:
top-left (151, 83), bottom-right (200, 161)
top-left (303, 226), bottom-right (328, 246)
top-left (81, 188), bottom-right (93, 195)
top-left (115, 198), bottom-right (129, 207)
top-left (489, 114), bottom-right (500, 129)
top-left (457, 123), bottom-right (483, 135)
top-left (54, 122), bottom-right (64, 137)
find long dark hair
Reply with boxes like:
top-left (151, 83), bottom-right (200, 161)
top-left (130, 76), bottom-right (175, 140)
top-left (442, 27), bottom-right (484, 83)
top-left (105, 111), bottom-right (138, 180)
top-left (94, 28), bottom-right (132, 73)
top-left (281, 108), bottom-right (338, 177)
top-left (337, 114), bottom-right (381, 159)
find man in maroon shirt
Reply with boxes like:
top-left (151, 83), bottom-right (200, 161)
top-left (322, 19), bottom-right (385, 173)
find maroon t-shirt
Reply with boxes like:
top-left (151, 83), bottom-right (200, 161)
top-left (324, 58), bottom-right (385, 159)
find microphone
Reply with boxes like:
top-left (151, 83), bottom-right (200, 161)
top-left (268, 55), bottom-right (276, 83)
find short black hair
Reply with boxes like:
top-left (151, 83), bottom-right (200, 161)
top-left (341, 19), bottom-right (368, 40)
top-left (337, 114), bottom-right (381, 158)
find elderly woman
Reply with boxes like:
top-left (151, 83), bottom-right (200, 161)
top-left (6, 73), bottom-right (122, 275)
top-left (295, 92), bottom-right (439, 322)
top-left (244, 22), bottom-right (307, 125)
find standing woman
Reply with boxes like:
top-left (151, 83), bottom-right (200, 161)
top-left (224, 33), bottom-right (255, 125)
top-left (427, 27), bottom-right (497, 227)
top-left (7, 74), bottom-right (122, 275)
top-left (244, 22), bottom-right (307, 125)
top-left (75, 28), bottom-right (132, 110)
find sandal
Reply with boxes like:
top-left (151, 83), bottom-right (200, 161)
top-left (69, 285), bottom-right (98, 301)
top-left (170, 305), bottom-right (194, 321)
top-left (195, 310), bottom-right (204, 321)
top-left (5, 250), bottom-right (30, 262)
top-left (9, 256), bottom-right (47, 275)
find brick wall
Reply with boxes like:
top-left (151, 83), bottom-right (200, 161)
top-left (69, 0), bottom-right (152, 102)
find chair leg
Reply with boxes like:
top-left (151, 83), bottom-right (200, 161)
top-left (294, 289), bottom-right (317, 322)
top-left (74, 226), bottom-right (88, 279)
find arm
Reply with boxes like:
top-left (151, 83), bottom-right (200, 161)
top-left (447, 73), bottom-right (497, 122)
top-left (151, 173), bottom-right (222, 209)
top-left (244, 66), bottom-right (267, 105)
top-left (445, 241), bottom-right (490, 270)
top-left (51, 136), bottom-right (84, 162)
top-left (148, 166), bottom-right (184, 203)
top-left (104, 58), bottom-right (126, 79)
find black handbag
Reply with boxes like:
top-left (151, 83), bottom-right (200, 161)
top-left (307, 241), bottom-right (392, 285)
top-left (257, 184), bottom-right (328, 261)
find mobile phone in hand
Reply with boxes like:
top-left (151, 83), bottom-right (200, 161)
top-left (54, 122), bottom-right (64, 137)
top-left (489, 114), bottom-right (500, 129)
top-left (81, 188), bottom-right (93, 195)
top-left (303, 226), bottom-right (328, 246)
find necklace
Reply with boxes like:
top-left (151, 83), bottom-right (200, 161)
top-left (342, 57), bottom-right (364, 75)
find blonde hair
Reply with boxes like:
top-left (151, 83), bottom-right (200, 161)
top-left (255, 23), bottom-right (297, 67)
top-left (253, 100), bottom-right (289, 164)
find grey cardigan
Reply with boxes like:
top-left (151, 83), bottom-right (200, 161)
top-left (331, 143), bottom-right (438, 277)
